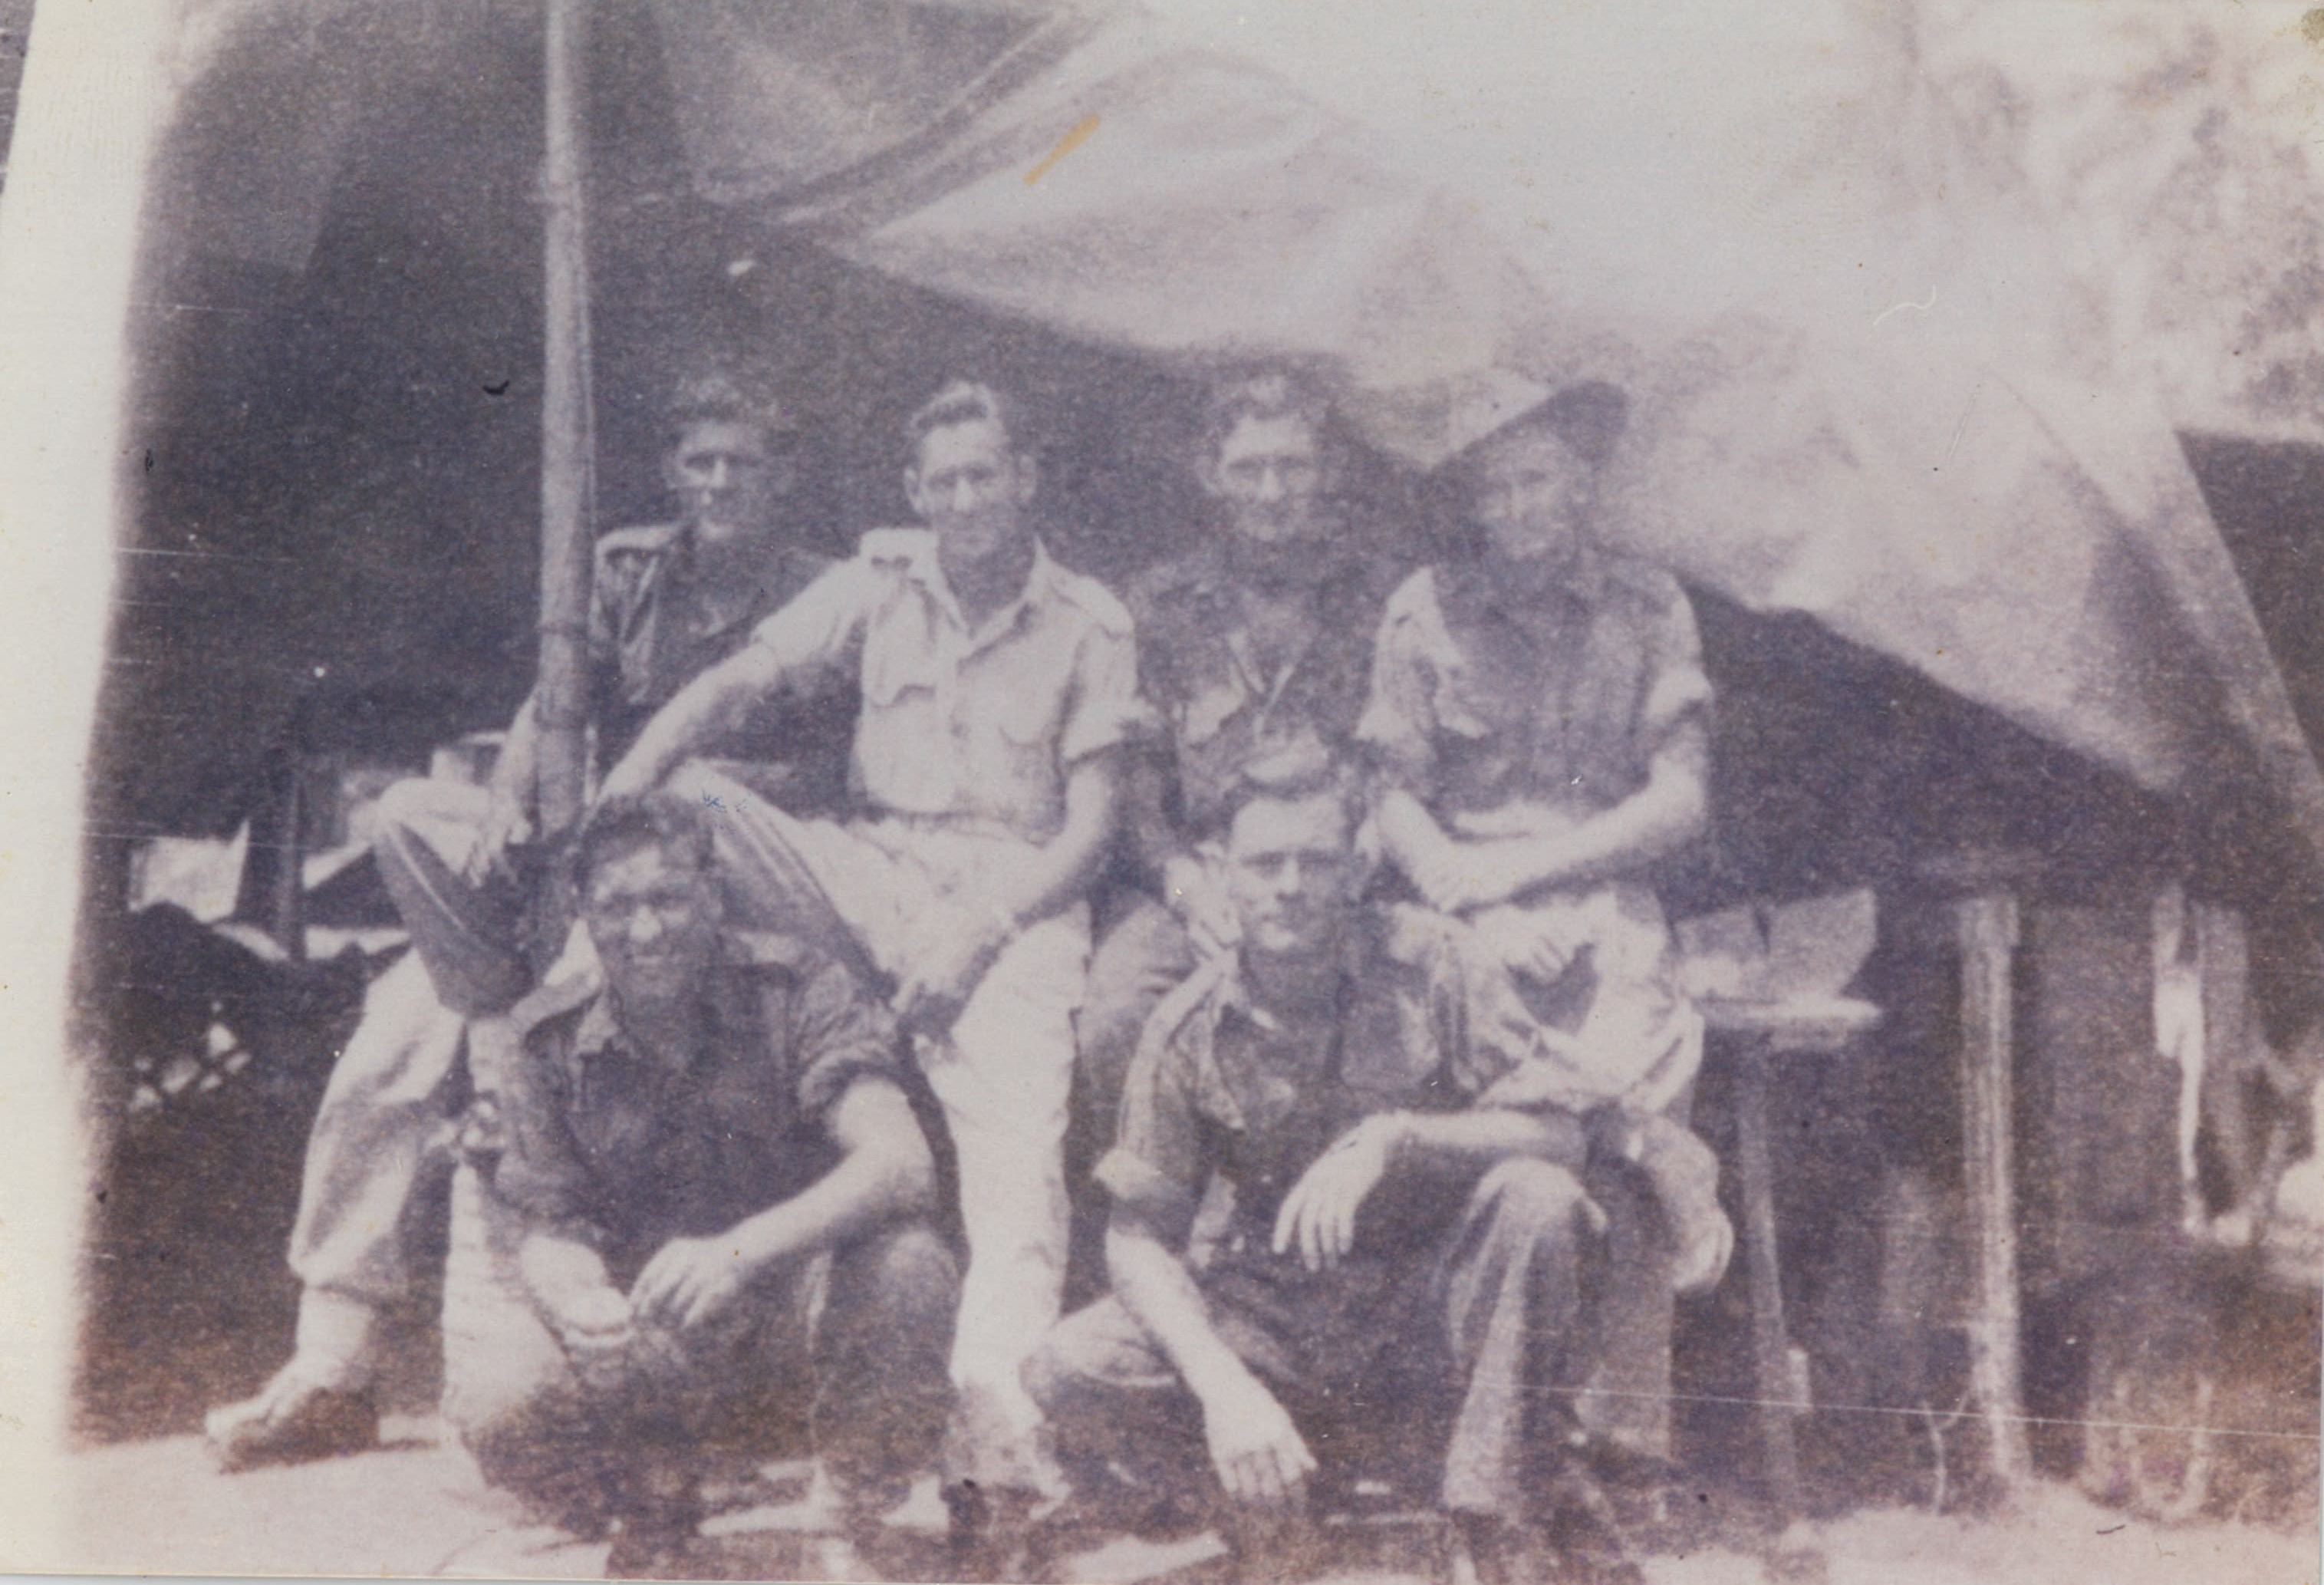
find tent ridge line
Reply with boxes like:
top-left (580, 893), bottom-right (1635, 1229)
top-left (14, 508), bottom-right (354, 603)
top-left (692, 7), bottom-right (1108, 219)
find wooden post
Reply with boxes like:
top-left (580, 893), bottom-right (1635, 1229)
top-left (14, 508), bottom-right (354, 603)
top-left (535, 0), bottom-right (594, 840)
top-left (1731, 1043), bottom-right (1806, 1515)
top-left (1955, 891), bottom-right (2032, 1488)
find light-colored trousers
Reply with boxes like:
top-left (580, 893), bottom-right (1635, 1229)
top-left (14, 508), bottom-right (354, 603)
top-left (672, 765), bottom-right (1088, 1491)
top-left (286, 777), bottom-right (522, 1353)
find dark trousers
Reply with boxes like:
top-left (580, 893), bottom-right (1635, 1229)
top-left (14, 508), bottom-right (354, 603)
top-left (441, 1165), bottom-right (959, 1525)
top-left (1028, 1158), bottom-right (1637, 1524)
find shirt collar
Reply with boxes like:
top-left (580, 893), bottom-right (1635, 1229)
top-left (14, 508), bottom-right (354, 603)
top-left (567, 931), bottom-right (804, 1067)
top-left (907, 535), bottom-right (1061, 655)
top-left (1217, 912), bottom-right (1380, 1036)
top-left (670, 535), bottom-right (818, 637)
top-left (1443, 539), bottom-right (1609, 623)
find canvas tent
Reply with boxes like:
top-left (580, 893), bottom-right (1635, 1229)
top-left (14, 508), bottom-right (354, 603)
top-left (94, 0), bottom-right (2324, 899)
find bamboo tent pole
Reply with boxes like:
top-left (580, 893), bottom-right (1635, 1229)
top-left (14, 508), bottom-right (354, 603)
top-left (535, 0), bottom-right (594, 840)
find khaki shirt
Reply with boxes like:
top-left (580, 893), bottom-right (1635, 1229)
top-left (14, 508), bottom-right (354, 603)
top-left (492, 931), bottom-right (910, 1285)
top-left (1097, 906), bottom-right (1582, 1249)
top-left (749, 529), bottom-right (1150, 843)
top-left (1357, 552), bottom-right (1711, 829)
top-left (1125, 543), bottom-right (1392, 855)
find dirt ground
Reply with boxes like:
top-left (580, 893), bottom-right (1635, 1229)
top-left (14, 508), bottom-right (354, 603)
top-left (51, 1417), bottom-right (2322, 1583)
top-left (61, 1002), bottom-right (2320, 1582)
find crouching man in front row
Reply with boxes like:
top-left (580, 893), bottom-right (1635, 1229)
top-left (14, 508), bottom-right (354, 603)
top-left (439, 792), bottom-right (958, 1575)
top-left (1025, 751), bottom-right (1727, 1585)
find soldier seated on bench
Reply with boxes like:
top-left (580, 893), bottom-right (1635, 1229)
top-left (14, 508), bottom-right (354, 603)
top-left (439, 792), bottom-right (956, 1575)
top-left (1024, 747), bottom-right (1727, 1585)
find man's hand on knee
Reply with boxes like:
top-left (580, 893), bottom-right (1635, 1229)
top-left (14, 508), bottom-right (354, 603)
top-left (1200, 1372), bottom-right (1316, 1510)
top-left (630, 1234), bottom-right (752, 1334)
top-left (1272, 1115), bottom-right (1401, 1271)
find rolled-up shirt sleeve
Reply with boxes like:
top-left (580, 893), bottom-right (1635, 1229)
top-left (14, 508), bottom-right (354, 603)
top-left (749, 556), bottom-right (877, 688)
top-left (786, 953), bottom-right (912, 1125)
top-left (1058, 619), bottom-right (1157, 769)
top-left (491, 1038), bottom-right (605, 1246)
top-left (1093, 1018), bottom-right (1210, 1246)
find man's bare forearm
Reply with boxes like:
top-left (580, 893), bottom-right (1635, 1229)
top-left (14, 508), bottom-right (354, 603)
top-left (1374, 786), bottom-right (1450, 877)
top-left (1107, 1218), bottom-right (1265, 1405)
top-left (1450, 726), bottom-right (1710, 903)
top-left (598, 644), bottom-right (784, 800)
top-left (723, 1084), bottom-right (935, 1276)
top-left (1367, 1106), bottom-right (1587, 1172)
top-left (1499, 744), bottom-right (1707, 902)
top-left (987, 751), bottom-right (1124, 930)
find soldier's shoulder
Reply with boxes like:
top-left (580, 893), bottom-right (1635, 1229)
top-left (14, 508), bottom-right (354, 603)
top-left (1138, 954), bottom-right (1236, 1065)
top-left (594, 522), bottom-right (683, 564)
top-left (1598, 552), bottom-right (1690, 612)
top-left (719, 927), bottom-right (818, 980)
top-left (1045, 557), bottom-right (1135, 641)
top-left (854, 526), bottom-right (937, 571)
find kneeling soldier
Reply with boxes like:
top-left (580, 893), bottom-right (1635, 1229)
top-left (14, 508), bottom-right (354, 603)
top-left (440, 792), bottom-right (957, 1574)
top-left (1025, 750), bottom-right (1726, 1585)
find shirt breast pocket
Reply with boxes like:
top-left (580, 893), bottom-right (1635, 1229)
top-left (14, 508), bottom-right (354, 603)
top-left (992, 683), bottom-right (1064, 755)
top-left (861, 628), bottom-right (945, 723)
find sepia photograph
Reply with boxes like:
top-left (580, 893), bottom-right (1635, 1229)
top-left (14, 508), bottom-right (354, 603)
top-left (0, 1), bottom-right (2319, 1580)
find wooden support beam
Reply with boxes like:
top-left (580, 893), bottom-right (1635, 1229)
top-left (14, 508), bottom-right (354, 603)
top-left (535, 0), bottom-right (594, 842)
top-left (1955, 890), bottom-right (2032, 1488)
top-left (1731, 1043), bottom-right (1806, 1514)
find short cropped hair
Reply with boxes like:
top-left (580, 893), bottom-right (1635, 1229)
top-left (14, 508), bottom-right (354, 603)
top-left (1218, 736), bottom-right (1367, 845)
top-left (905, 378), bottom-right (1027, 459)
top-left (667, 367), bottom-right (797, 451)
top-left (575, 789), bottom-right (716, 892)
top-left (1487, 380), bottom-right (1630, 473)
top-left (1197, 367), bottom-right (1337, 467)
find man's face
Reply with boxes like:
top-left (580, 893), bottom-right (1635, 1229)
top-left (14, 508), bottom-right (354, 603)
top-left (663, 418), bottom-right (791, 550)
top-left (906, 417), bottom-right (1035, 568)
top-left (583, 839), bottom-right (724, 1010)
top-left (1467, 425), bottom-right (1595, 568)
top-left (1223, 792), bottom-right (1360, 960)
top-left (1207, 413), bottom-right (1330, 549)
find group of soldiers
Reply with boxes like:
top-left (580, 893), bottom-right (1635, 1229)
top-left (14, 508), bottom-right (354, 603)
top-left (202, 364), bottom-right (1735, 1582)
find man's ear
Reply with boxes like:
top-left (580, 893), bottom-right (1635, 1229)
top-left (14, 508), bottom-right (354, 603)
top-left (660, 449), bottom-right (686, 494)
top-left (1012, 449), bottom-right (1039, 504)
top-left (902, 464), bottom-right (926, 517)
